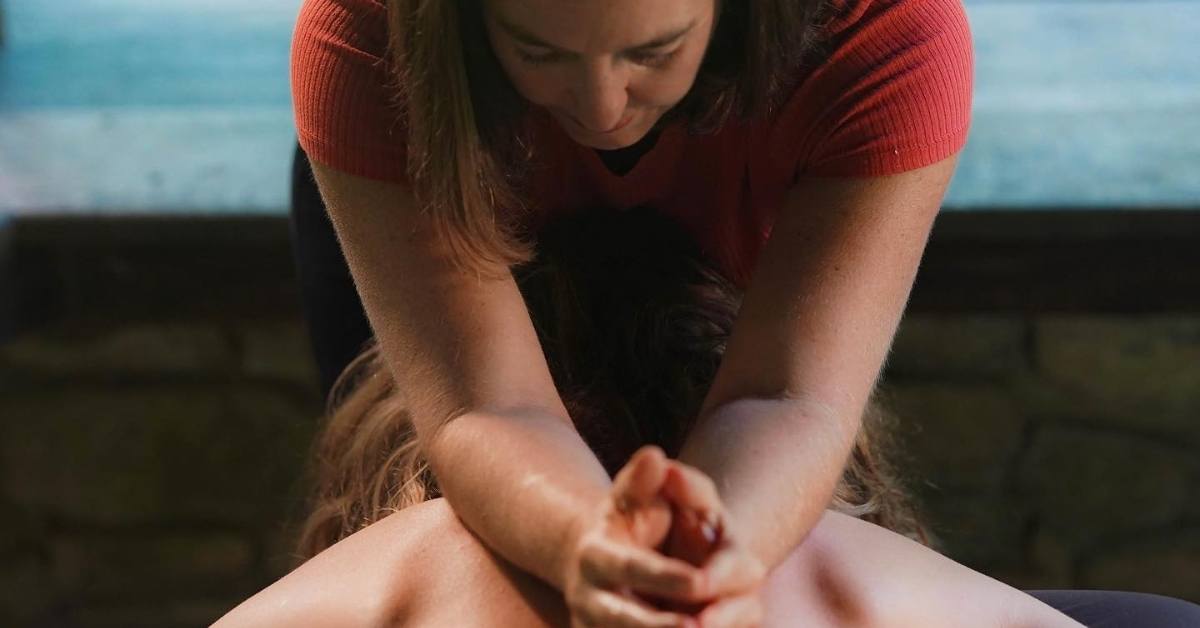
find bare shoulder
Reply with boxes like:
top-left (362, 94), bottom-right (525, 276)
top-left (400, 501), bottom-right (568, 628)
top-left (212, 500), bottom-right (449, 627)
top-left (213, 499), bottom-right (566, 628)
top-left (781, 510), bottom-right (1082, 628)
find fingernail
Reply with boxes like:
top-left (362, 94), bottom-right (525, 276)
top-left (700, 512), bottom-right (722, 544)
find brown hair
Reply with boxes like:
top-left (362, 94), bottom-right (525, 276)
top-left (296, 205), bottom-right (926, 561)
top-left (385, 0), bottom-right (837, 275)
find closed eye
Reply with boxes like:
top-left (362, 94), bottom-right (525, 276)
top-left (517, 47), bottom-right (679, 69)
top-left (517, 48), bottom-right (567, 65)
top-left (627, 48), bottom-right (678, 68)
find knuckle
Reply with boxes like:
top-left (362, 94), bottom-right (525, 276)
top-left (660, 565), bottom-right (694, 596)
top-left (616, 548), bottom-right (637, 580)
top-left (679, 568), bottom-right (705, 597)
top-left (578, 591), bottom-right (608, 627)
top-left (636, 558), bottom-right (661, 584)
top-left (596, 592), bottom-right (639, 628)
top-left (655, 557), bottom-right (698, 594)
top-left (696, 471), bottom-right (718, 495)
top-left (579, 539), bottom-right (608, 582)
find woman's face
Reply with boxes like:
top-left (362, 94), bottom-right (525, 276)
top-left (483, 0), bottom-right (717, 150)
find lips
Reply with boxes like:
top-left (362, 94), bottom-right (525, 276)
top-left (570, 112), bottom-right (635, 134)
top-left (603, 114), bottom-right (635, 133)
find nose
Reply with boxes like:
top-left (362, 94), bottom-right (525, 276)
top-left (570, 60), bottom-right (629, 132)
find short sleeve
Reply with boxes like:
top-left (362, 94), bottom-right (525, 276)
top-left (290, 0), bottom-right (409, 183)
top-left (783, 0), bottom-right (974, 178)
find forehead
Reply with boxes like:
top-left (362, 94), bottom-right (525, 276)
top-left (485, 0), bottom-right (710, 52)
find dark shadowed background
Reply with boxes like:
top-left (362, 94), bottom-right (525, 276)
top-left (0, 0), bottom-right (1198, 625)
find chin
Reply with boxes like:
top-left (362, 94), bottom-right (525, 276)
top-left (578, 133), bottom-right (639, 150)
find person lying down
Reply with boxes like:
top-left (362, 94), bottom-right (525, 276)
top-left (216, 206), bottom-right (1082, 627)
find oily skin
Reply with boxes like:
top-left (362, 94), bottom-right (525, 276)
top-left (482, 0), bottom-right (717, 150)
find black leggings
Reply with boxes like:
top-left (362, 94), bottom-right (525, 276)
top-left (287, 142), bottom-right (1200, 626)
top-left (1027, 590), bottom-right (1200, 628)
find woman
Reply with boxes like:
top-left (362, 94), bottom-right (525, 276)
top-left (281, 0), bottom-right (1200, 624)
top-left (221, 205), bottom-right (1081, 626)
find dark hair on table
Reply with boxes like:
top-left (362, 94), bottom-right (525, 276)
top-left (295, 204), bottom-right (927, 562)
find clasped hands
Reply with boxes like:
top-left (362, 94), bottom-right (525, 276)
top-left (563, 446), bottom-right (767, 628)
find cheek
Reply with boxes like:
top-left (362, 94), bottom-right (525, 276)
top-left (493, 52), bottom-right (563, 106)
top-left (631, 60), bottom-right (704, 108)
top-left (629, 70), bottom-right (692, 107)
top-left (510, 72), bottom-right (563, 106)
top-left (632, 35), bottom-right (712, 107)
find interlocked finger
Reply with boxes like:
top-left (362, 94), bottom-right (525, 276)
top-left (613, 446), bottom-right (669, 513)
top-left (703, 544), bottom-right (767, 599)
top-left (581, 538), bottom-right (709, 602)
top-left (576, 588), bottom-right (697, 628)
top-left (662, 462), bottom-right (725, 528)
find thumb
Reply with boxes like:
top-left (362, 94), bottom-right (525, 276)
top-left (660, 463), bottom-right (723, 522)
top-left (613, 445), bottom-right (668, 510)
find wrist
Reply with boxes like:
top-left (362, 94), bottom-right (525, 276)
top-left (555, 493), bottom-right (607, 592)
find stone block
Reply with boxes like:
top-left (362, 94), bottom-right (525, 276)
top-left (184, 389), bottom-right (319, 524)
top-left (1, 387), bottom-right (316, 525)
top-left (882, 383), bottom-right (1028, 489)
top-left (51, 532), bottom-right (254, 599)
top-left (0, 323), bottom-right (233, 375)
top-left (1032, 315), bottom-right (1200, 439)
top-left (1019, 426), bottom-right (1191, 548)
top-left (916, 489), bottom-right (1031, 572)
top-left (240, 320), bottom-right (320, 386)
top-left (0, 500), bottom-right (46, 556)
top-left (1024, 526), bottom-right (1076, 589)
top-left (888, 315), bottom-right (1028, 380)
top-left (1, 389), bottom-right (225, 523)
top-left (1188, 464), bottom-right (1200, 523)
top-left (67, 598), bottom-right (242, 628)
top-left (0, 552), bottom-right (56, 626)
top-left (1080, 529), bottom-right (1200, 603)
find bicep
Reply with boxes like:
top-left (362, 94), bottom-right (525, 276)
top-left (308, 160), bottom-right (567, 435)
top-left (701, 155), bottom-right (960, 422)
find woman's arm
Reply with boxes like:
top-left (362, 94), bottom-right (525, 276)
top-left (677, 155), bottom-right (961, 571)
top-left (307, 161), bottom-right (612, 590)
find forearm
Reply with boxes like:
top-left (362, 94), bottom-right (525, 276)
top-left (676, 396), bottom-right (859, 571)
top-left (424, 406), bottom-right (613, 592)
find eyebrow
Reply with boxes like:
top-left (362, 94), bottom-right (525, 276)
top-left (497, 17), bottom-right (697, 55)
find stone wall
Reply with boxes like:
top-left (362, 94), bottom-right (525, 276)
top-left (885, 315), bottom-right (1200, 601)
top-left (0, 321), bottom-right (323, 627)
top-left (0, 213), bottom-right (1197, 626)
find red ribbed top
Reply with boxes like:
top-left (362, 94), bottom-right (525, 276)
top-left (290, 0), bottom-right (974, 286)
